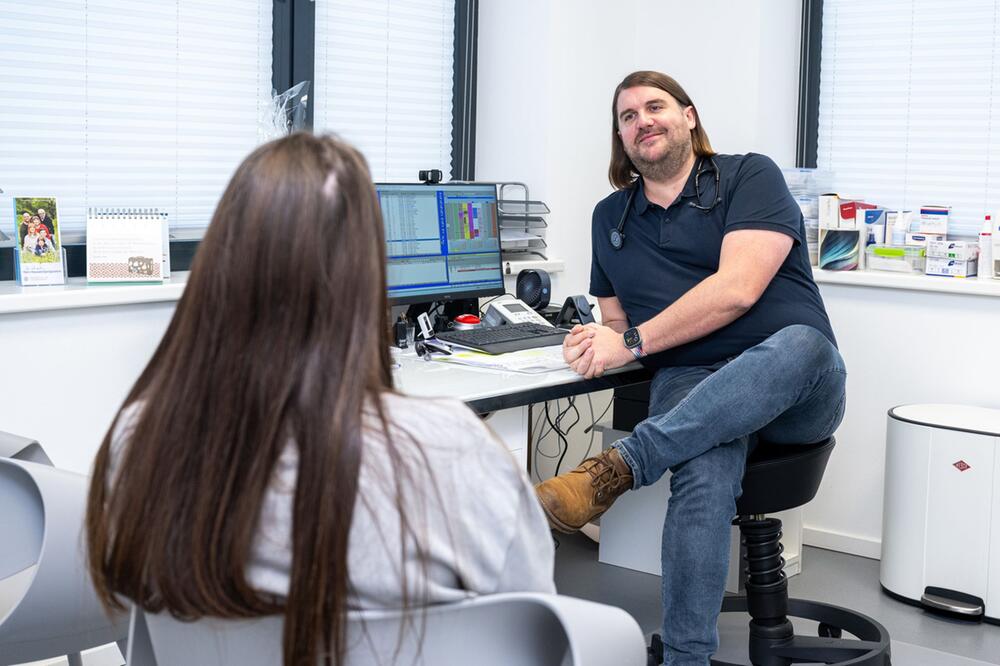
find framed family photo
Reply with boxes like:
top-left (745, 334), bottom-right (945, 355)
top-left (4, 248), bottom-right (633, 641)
top-left (13, 196), bottom-right (65, 285)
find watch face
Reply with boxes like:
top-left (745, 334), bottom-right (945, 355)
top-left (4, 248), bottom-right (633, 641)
top-left (624, 327), bottom-right (641, 348)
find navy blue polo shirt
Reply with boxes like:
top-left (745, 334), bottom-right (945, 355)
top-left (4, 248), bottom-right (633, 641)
top-left (590, 153), bottom-right (835, 369)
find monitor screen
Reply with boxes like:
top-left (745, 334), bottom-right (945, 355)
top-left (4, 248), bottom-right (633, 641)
top-left (377, 182), bottom-right (504, 305)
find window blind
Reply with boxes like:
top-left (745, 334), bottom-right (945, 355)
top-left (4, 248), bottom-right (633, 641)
top-left (0, 0), bottom-right (273, 238)
top-left (817, 0), bottom-right (1000, 239)
top-left (313, 0), bottom-right (455, 182)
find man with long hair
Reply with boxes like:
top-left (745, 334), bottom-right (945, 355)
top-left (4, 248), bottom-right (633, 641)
top-left (535, 71), bottom-right (845, 665)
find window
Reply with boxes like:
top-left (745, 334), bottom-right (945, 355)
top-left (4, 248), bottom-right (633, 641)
top-left (313, 0), bottom-right (457, 182)
top-left (0, 1), bottom-right (274, 239)
top-left (808, 0), bottom-right (1000, 238)
top-left (0, 0), bottom-right (476, 271)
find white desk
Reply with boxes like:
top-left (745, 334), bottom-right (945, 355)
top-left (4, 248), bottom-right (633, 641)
top-left (391, 347), bottom-right (651, 469)
top-left (392, 346), bottom-right (650, 412)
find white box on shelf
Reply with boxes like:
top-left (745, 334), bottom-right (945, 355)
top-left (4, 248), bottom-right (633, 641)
top-left (925, 256), bottom-right (977, 278)
top-left (926, 240), bottom-right (980, 261)
top-left (918, 206), bottom-right (950, 234)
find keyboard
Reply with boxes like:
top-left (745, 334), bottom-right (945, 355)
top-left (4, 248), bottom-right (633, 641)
top-left (435, 322), bottom-right (569, 355)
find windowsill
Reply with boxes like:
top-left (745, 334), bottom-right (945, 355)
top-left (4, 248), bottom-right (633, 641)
top-left (0, 273), bottom-right (190, 315)
top-left (812, 267), bottom-right (1000, 297)
top-left (0, 260), bottom-right (564, 315)
top-left (12, 262), bottom-right (991, 316)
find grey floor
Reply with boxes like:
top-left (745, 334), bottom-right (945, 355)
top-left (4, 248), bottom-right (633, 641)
top-left (553, 532), bottom-right (1000, 665)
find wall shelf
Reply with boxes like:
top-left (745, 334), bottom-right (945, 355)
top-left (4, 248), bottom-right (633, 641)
top-left (812, 267), bottom-right (1000, 298)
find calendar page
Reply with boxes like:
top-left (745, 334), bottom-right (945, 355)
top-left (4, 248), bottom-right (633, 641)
top-left (86, 208), bottom-right (166, 283)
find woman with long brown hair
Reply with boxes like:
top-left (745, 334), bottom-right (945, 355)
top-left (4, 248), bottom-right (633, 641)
top-left (85, 133), bottom-right (555, 665)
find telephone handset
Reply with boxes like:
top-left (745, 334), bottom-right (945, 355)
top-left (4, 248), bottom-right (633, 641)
top-left (482, 295), bottom-right (553, 328)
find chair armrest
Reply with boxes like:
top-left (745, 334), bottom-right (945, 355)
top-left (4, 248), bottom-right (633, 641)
top-left (0, 430), bottom-right (52, 465)
top-left (533, 594), bottom-right (647, 666)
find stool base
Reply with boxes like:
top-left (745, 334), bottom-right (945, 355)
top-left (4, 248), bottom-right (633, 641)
top-left (709, 596), bottom-right (891, 666)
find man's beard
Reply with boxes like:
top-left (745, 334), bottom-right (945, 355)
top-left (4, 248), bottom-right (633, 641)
top-left (627, 131), bottom-right (693, 182)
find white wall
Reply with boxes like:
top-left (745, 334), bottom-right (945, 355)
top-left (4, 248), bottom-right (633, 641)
top-left (0, 304), bottom-right (174, 473)
top-left (632, 1), bottom-right (801, 165)
top-left (477, 0), bottom-right (640, 300)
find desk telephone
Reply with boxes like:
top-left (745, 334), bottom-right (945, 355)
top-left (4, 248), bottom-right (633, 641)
top-left (483, 295), bottom-right (553, 328)
top-left (421, 295), bottom-right (595, 355)
top-left (484, 294), bottom-right (597, 329)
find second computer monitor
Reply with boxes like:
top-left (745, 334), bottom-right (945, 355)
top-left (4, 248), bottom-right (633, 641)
top-left (377, 182), bottom-right (504, 305)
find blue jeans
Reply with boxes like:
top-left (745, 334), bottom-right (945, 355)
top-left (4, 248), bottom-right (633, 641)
top-left (613, 325), bottom-right (847, 666)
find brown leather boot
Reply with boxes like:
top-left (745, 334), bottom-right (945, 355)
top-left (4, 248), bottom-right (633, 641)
top-left (534, 448), bottom-right (633, 533)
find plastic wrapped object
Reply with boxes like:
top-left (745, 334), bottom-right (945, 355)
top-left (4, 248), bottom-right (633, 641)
top-left (260, 81), bottom-right (310, 140)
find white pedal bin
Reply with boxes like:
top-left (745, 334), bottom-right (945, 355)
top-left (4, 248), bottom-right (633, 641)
top-left (880, 404), bottom-right (1000, 622)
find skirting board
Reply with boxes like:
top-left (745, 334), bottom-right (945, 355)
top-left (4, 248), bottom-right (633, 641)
top-left (803, 526), bottom-right (882, 560)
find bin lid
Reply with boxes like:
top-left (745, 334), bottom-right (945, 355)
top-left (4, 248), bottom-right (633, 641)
top-left (889, 404), bottom-right (1000, 437)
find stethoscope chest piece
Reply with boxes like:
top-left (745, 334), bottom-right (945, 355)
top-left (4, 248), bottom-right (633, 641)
top-left (609, 228), bottom-right (624, 250)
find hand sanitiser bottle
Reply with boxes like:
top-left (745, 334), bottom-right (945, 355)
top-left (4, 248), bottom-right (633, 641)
top-left (980, 214), bottom-right (994, 280)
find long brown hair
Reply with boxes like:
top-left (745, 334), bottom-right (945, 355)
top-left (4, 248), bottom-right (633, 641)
top-left (86, 133), bottom-right (404, 665)
top-left (608, 70), bottom-right (715, 190)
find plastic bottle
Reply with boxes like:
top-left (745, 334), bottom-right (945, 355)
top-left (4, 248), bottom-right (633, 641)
top-left (892, 210), bottom-right (912, 245)
top-left (980, 214), bottom-right (994, 280)
top-left (993, 215), bottom-right (1000, 278)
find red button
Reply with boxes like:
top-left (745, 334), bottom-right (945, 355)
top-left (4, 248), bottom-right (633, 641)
top-left (455, 314), bottom-right (481, 324)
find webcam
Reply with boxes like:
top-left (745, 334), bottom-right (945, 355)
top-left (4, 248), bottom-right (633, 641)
top-left (419, 169), bottom-right (443, 184)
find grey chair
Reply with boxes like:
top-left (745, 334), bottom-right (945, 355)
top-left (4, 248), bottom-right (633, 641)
top-left (0, 429), bottom-right (52, 465)
top-left (0, 457), bottom-right (128, 666)
top-left (127, 592), bottom-right (648, 666)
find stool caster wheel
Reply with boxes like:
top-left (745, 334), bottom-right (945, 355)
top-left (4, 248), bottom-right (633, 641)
top-left (647, 633), bottom-right (664, 665)
top-left (818, 622), bottom-right (843, 638)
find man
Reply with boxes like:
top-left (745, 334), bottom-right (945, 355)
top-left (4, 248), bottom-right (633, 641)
top-left (18, 211), bottom-right (32, 243)
top-left (36, 208), bottom-right (55, 237)
top-left (534, 71), bottom-right (845, 665)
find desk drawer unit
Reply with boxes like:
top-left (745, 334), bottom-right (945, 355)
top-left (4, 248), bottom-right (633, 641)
top-left (482, 406), bottom-right (529, 470)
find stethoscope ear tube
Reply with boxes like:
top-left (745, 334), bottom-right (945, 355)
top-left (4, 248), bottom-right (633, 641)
top-left (610, 157), bottom-right (720, 251)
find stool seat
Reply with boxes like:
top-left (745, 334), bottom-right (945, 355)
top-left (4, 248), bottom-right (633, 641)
top-left (737, 437), bottom-right (835, 516)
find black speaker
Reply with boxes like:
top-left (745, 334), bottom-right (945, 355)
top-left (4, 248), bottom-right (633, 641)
top-left (515, 269), bottom-right (551, 310)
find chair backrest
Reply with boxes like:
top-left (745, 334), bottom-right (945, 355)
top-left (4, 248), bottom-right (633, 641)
top-left (0, 459), bottom-right (128, 665)
top-left (129, 592), bottom-right (648, 666)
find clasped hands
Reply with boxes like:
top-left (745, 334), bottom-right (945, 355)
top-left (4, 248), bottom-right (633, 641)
top-left (562, 323), bottom-right (633, 378)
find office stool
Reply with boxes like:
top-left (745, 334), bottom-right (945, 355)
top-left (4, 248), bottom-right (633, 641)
top-left (647, 437), bottom-right (891, 666)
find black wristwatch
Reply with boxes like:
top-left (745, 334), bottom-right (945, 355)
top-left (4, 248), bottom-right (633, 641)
top-left (623, 326), bottom-right (645, 360)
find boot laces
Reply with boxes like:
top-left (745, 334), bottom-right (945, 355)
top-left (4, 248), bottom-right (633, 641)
top-left (581, 453), bottom-right (629, 501)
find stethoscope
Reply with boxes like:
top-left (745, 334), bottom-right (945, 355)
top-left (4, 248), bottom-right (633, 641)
top-left (609, 156), bottom-right (722, 251)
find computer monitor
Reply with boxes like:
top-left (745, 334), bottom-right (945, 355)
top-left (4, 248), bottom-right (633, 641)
top-left (377, 182), bottom-right (504, 306)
